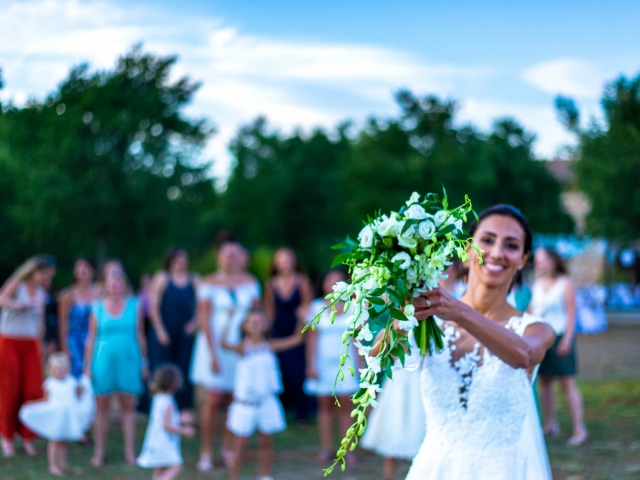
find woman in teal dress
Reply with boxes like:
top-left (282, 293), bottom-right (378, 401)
top-left (84, 264), bottom-right (148, 467)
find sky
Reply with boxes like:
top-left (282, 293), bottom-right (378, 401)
top-left (1, 0), bottom-right (639, 180)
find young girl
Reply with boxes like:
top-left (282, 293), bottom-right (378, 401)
top-left (19, 352), bottom-right (95, 476)
top-left (221, 307), bottom-right (302, 480)
top-left (304, 269), bottom-right (360, 465)
top-left (137, 364), bottom-right (196, 480)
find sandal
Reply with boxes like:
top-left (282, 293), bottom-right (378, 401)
top-left (567, 427), bottom-right (588, 447)
top-left (317, 449), bottom-right (332, 463)
top-left (1, 438), bottom-right (15, 458)
top-left (222, 449), bottom-right (235, 468)
top-left (196, 453), bottom-right (213, 472)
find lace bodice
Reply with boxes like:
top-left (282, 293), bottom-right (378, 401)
top-left (406, 313), bottom-right (552, 480)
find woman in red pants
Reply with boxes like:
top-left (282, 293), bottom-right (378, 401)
top-left (0, 255), bottom-right (56, 457)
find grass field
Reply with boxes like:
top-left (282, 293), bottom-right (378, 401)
top-left (1, 326), bottom-right (639, 480)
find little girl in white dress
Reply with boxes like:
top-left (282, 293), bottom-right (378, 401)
top-left (19, 352), bottom-right (95, 476)
top-left (137, 364), bottom-right (196, 480)
top-left (221, 307), bottom-right (302, 480)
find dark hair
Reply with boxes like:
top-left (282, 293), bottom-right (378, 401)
top-left (240, 305), bottom-right (269, 338)
top-left (269, 247), bottom-right (303, 277)
top-left (537, 246), bottom-right (568, 277)
top-left (316, 267), bottom-right (348, 297)
top-left (74, 256), bottom-right (96, 271)
top-left (164, 246), bottom-right (188, 271)
top-left (215, 231), bottom-right (239, 251)
top-left (37, 255), bottom-right (57, 270)
top-left (469, 204), bottom-right (533, 255)
top-left (150, 363), bottom-right (183, 394)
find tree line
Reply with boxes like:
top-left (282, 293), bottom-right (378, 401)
top-left (1, 45), bottom-right (636, 284)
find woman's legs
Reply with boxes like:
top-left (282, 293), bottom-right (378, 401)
top-left (118, 393), bottom-right (137, 464)
top-left (383, 457), bottom-right (398, 480)
top-left (257, 433), bottom-right (273, 478)
top-left (558, 376), bottom-right (588, 444)
top-left (538, 375), bottom-right (558, 434)
top-left (198, 389), bottom-right (232, 469)
top-left (92, 395), bottom-right (111, 466)
top-left (336, 395), bottom-right (357, 466)
top-left (317, 396), bottom-right (335, 454)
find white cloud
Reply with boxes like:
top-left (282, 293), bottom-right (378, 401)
top-left (1, 0), bottom-right (584, 179)
top-left (521, 58), bottom-right (605, 99)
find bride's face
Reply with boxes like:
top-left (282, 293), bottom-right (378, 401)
top-left (468, 214), bottom-right (529, 290)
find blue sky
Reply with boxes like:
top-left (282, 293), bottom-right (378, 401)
top-left (2, 0), bottom-right (639, 179)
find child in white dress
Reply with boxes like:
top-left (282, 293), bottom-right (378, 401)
top-left (221, 307), bottom-right (302, 480)
top-left (137, 364), bottom-right (196, 480)
top-left (304, 269), bottom-right (360, 465)
top-left (19, 352), bottom-right (95, 476)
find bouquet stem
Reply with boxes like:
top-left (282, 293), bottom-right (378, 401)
top-left (413, 317), bottom-right (445, 356)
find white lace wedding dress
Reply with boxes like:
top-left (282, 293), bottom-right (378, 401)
top-left (405, 313), bottom-right (552, 480)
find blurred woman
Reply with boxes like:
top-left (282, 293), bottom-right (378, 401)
top-left (531, 247), bottom-right (587, 446)
top-left (305, 269), bottom-right (359, 466)
top-left (0, 255), bottom-right (57, 457)
top-left (84, 264), bottom-right (148, 466)
top-left (148, 247), bottom-right (198, 413)
top-left (58, 257), bottom-right (99, 378)
top-left (190, 234), bottom-right (261, 472)
top-left (264, 248), bottom-right (314, 423)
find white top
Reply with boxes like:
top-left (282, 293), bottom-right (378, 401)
top-left (531, 279), bottom-right (568, 335)
top-left (190, 281), bottom-right (261, 391)
top-left (406, 314), bottom-right (552, 480)
top-left (137, 393), bottom-right (182, 468)
top-left (0, 283), bottom-right (45, 338)
top-left (234, 341), bottom-right (283, 403)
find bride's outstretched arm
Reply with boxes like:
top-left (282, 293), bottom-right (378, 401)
top-left (414, 288), bottom-right (555, 370)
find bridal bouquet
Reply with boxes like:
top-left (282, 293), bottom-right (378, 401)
top-left (303, 190), bottom-right (481, 475)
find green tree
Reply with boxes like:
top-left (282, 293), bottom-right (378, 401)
top-left (558, 73), bottom-right (640, 239)
top-left (0, 45), bottom-right (216, 282)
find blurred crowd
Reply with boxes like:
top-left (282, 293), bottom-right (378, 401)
top-left (0, 234), bottom-right (596, 478)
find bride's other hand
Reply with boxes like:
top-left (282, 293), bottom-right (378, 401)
top-left (414, 287), bottom-right (466, 322)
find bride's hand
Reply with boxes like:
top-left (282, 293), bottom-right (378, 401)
top-left (413, 287), bottom-right (464, 322)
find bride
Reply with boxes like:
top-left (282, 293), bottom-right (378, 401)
top-left (387, 204), bottom-right (556, 480)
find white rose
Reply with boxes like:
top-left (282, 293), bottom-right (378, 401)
top-left (397, 233), bottom-right (418, 249)
top-left (377, 216), bottom-right (401, 237)
top-left (406, 192), bottom-right (421, 206)
top-left (434, 210), bottom-right (447, 227)
top-left (417, 220), bottom-right (436, 239)
top-left (358, 225), bottom-right (374, 249)
top-left (406, 204), bottom-right (428, 220)
top-left (404, 304), bottom-right (416, 316)
top-left (391, 252), bottom-right (412, 270)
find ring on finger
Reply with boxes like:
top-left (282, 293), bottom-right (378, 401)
top-left (426, 299), bottom-right (432, 308)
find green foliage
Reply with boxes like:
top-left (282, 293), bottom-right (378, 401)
top-left (0, 46), bottom-right (574, 284)
top-left (560, 73), bottom-right (640, 240)
top-left (0, 45), bottom-right (216, 282)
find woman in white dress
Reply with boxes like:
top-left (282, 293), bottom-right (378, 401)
top-left (305, 269), bottom-right (360, 466)
top-left (531, 246), bottom-right (587, 446)
top-left (190, 235), bottom-right (261, 471)
top-left (375, 204), bottom-right (556, 480)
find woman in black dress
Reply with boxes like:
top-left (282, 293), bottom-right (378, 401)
top-left (148, 247), bottom-right (198, 413)
top-left (264, 248), bottom-right (314, 422)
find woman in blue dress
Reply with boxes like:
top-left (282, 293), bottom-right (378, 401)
top-left (59, 257), bottom-right (99, 378)
top-left (84, 263), bottom-right (148, 467)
